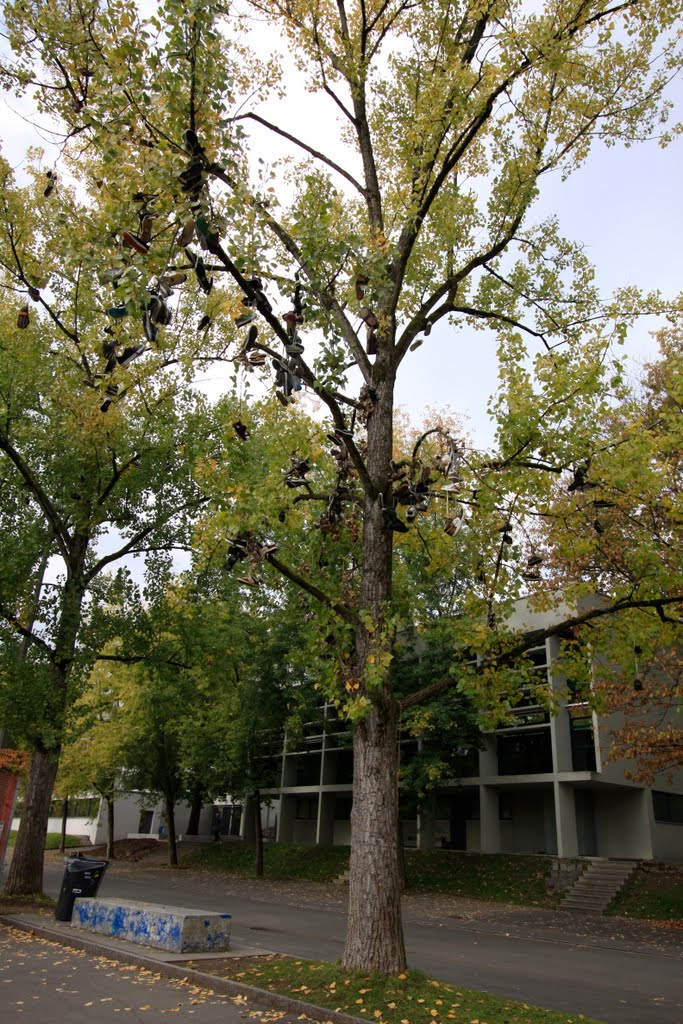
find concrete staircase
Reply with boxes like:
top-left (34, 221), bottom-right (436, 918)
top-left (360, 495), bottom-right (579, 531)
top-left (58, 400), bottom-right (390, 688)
top-left (560, 859), bottom-right (639, 913)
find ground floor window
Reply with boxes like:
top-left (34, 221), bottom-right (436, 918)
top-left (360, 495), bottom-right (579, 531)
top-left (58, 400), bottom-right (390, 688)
top-left (43, 796), bottom-right (100, 819)
top-left (295, 796), bottom-right (318, 820)
top-left (653, 791), bottom-right (683, 824)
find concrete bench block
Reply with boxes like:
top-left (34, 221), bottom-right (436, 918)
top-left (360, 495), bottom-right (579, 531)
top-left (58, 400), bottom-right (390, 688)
top-left (71, 897), bottom-right (231, 953)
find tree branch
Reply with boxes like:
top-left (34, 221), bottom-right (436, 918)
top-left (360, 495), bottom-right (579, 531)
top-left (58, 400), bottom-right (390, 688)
top-left (400, 595), bottom-right (683, 711)
top-left (236, 112), bottom-right (367, 197)
top-left (0, 435), bottom-right (71, 559)
top-left (84, 496), bottom-right (211, 584)
top-left (266, 552), bottom-right (360, 627)
top-left (0, 601), bottom-right (55, 660)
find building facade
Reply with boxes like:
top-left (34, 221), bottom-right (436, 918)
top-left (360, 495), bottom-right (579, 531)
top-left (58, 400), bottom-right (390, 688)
top-left (263, 601), bottom-right (683, 861)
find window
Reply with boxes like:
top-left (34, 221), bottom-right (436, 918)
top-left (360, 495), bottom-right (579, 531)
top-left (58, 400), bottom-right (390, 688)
top-left (295, 754), bottom-right (321, 786)
top-left (295, 797), bottom-right (318, 820)
top-left (330, 748), bottom-right (353, 784)
top-left (570, 715), bottom-right (596, 771)
top-left (48, 797), bottom-right (99, 818)
top-left (507, 645), bottom-right (550, 712)
top-left (653, 791), bottom-right (683, 824)
top-left (497, 729), bottom-right (552, 775)
top-left (334, 796), bottom-right (352, 820)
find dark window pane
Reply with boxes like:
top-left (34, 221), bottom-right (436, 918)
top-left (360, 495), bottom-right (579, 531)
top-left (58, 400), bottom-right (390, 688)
top-left (497, 729), bottom-right (552, 775)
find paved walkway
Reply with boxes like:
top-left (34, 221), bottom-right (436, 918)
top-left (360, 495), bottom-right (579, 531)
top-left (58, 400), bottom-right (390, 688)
top-left (0, 919), bottom-right (294, 1024)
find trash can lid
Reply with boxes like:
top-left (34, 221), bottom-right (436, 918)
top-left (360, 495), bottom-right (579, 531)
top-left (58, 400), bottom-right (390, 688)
top-left (65, 857), bottom-right (109, 871)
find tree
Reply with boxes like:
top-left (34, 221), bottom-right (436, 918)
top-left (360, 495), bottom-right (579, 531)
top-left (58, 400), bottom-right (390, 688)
top-left (560, 330), bottom-right (683, 783)
top-left (2, 0), bottom-right (683, 970)
top-left (57, 659), bottom-right (132, 860)
top-left (205, 593), bottom-right (314, 877)
top-left (0, 157), bottom-right (223, 894)
top-left (98, 580), bottom-right (228, 869)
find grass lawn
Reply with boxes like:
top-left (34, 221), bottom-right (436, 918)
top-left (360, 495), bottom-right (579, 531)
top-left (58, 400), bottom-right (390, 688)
top-left (608, 863), bottom-right (683, 922)
top-left (7, 830), bottom-right (83, 851)
top-left (185, 840), bottom-right (351, 882)
top-left (182, 843), bottom-right (557, 907)
top-left (0, 892), bottom-right (56, 913)
top-left (182, 955), bottom-right (603, 1024)
top-left (404, 850), bottom-right (553, 906)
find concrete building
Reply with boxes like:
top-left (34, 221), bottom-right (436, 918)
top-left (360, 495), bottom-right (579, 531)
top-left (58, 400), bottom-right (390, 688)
top-left (11, 792), bottom-right (216, 846)
top-left (263, 600), bottom-right (683, 861)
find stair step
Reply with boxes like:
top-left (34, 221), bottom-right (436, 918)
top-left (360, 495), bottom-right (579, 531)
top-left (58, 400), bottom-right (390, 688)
top-left (559, 859), bottom-right (639, 916)
top-left (573, 886), bottom-right (621, 893)
top-left (585, 868), bottom-right (634, 876)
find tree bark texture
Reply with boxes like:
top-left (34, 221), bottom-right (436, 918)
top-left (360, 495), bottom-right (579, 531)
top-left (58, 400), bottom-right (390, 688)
top-left (3, 749), bottom-right (59, 896)
top-left (185, 786), bottom-right (204, 835)
top-left (342, 370), bottom-right (407, 973)
top-left (7, 547), bottom-right (88, 894)
top-left (343, 700), bottom-right (406, 972)
top-left (165, 792), bottom-right (178, 867)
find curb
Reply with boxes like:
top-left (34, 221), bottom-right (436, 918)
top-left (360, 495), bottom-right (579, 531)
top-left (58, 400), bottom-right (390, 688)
top-left (0, 914), bottom-right (365, 1024)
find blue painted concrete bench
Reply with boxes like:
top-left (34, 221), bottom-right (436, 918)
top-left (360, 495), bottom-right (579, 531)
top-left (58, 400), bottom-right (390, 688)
top-left (71, 897), bottom-right (231, 953)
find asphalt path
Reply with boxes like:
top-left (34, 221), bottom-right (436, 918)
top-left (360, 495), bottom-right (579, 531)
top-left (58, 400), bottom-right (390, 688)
top-left (41, 858), bottom-right (683, 1024)
top-left (0, 924), bottom-right (249, 1024)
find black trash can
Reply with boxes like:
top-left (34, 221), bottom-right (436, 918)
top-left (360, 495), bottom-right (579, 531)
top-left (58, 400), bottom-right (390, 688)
top-left (54, 854), bottom-right (109, 922)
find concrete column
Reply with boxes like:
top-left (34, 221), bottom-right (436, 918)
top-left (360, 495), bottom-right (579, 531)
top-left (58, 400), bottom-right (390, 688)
top-left (277, 794), bottom-right (296, 843)
top-left (479, 785), bottom-right (500, 852)
top-left (551, 707), bottom-right (574, 774)
top-left (316, 792), bottom-right (335, 845)
top-left (630, 788), bottom-right (655, 859)
top-left (478, 736), bottom-right (498, 777)
top-left (554, 781), bottom-right (578, 858)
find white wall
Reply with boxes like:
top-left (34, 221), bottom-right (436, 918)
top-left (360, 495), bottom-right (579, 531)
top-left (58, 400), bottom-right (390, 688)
top-left (594, 788), bottom-right (653, 859)
top-left (13, 793), bottom-right (216, 845)
top-left (651, 823), bottom-right (683, 861)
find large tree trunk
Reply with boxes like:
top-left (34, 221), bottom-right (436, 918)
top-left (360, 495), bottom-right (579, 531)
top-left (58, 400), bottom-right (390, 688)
top-left (344, 701), bottom-right (405, 972)
top-left (59, 796), bottom-right (68, 853)
top-left (253, 788), bottom-right (264, 878)
top-left (165, 793), bottom-right (179, 867)
top-left (3, 748), bottom-right (59, 896)
top-left (106, 797), bottom-right (115, 860)
top-left (5, 545), bottom-right (88, 895)
top-left (185, 784), bottom-right (204, 835)
top-left (342, 367), bottom-right (407, 973)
